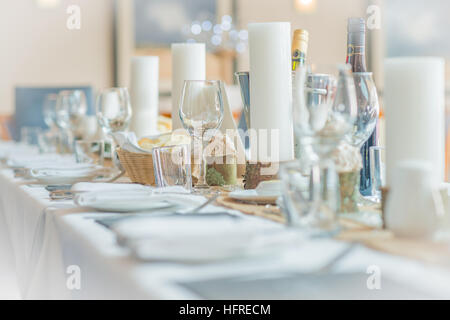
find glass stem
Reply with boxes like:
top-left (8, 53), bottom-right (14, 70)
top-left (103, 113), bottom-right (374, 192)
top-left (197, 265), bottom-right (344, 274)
top-left (194, 132), bottom-right (207, 187)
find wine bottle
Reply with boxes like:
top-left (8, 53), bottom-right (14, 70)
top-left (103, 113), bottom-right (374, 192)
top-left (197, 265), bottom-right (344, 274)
top-left (346, 17), bottom-right (378, 196)
top-left (292, 29), bottom-right (309, 71)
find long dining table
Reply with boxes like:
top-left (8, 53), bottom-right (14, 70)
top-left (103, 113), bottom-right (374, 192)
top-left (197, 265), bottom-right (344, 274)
top-left (1, 141), bottom-right (450, 300)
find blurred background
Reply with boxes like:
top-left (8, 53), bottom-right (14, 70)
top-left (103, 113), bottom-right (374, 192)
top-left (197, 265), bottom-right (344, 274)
top-left (0, 0), bottom-right (448, 178)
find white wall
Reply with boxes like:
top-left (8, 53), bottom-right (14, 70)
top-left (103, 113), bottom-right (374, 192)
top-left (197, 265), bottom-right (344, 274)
top-left (0, 0), bottom-right (114, 114)
top-left (236, 0), bottom-right (367, 70)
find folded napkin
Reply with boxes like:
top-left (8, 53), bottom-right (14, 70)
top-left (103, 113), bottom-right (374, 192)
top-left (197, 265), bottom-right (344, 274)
top-left (71, 182), bottom-right (151, 192)
top-left (73, 186), bottom-right (192, 208)
top-left (110, 132), bottom-right (150, 154)
top-left (30, 165), bottom-right (105, 177)
top-left (112, 215), bottom-right (292, 262)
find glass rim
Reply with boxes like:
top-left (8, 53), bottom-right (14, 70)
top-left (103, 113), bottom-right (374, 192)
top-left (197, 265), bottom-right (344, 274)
top-left (234, 71), bottom-right (249, 76)
top-left (152, 143), bottom-right (190, 151)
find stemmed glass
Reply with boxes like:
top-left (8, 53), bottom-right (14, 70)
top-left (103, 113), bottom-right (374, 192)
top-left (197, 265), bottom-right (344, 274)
top-left (55, 90), bottom-right (87, 152)
top-left (179, 80), bottom-right (224, 191)
top-left (43, 94), bottom-right (58, 131)
top-left (286, 64), bottom-right (358, 233)
top-left (345, 72), bottom-right (379, 204)
top-left (96, 88), bottom-right (132, 175)
top-left (96, 88), bottom-right (132, 134)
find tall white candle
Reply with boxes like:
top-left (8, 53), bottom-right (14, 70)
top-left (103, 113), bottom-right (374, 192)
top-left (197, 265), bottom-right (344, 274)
top-left (129, 56), bottom-right (159, 137)
top-left (248, 22), bottom-right (294, 162)
top-left (384, 57), bottom-right (445, 185)
top-left (171, 43), bottom-right (206, 130)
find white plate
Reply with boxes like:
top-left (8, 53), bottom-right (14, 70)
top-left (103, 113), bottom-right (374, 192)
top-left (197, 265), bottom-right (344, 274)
top-left (229, 190), bottom-right (279, 204)
top-left (29, 167), bottom-right (111, 185)
top-left (83, 200), bottom-right (174, 213)
top-left (30, 173), bottom-right (100, 185)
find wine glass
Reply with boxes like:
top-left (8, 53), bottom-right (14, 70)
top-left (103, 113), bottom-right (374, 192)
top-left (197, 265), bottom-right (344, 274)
top-left (289, 64), bottom-right (357, 234)
top-left (55, 90), bottom-right (87, 152)
top-left (96, 88), bottom-right (132, 134)
top-left (179, 80), bottom-right (224, 191)
top-left (345, 72), bottom-right (379, 204)
top-left (345, 72), bottom-right (379, 148)
top-left (96, 88), bottom-right (132, 176)
top-left (292, 64), bottom-right (358, 160)
top-left (43, 93), bottom-right (58, 130)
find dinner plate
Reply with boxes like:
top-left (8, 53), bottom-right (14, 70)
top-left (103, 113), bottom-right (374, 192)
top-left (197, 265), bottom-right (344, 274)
top-left (74, 191), bottom-right (176, 213)
top-left (84, 200), bottom-right (174, 213)
top-left (29, 167), bottom-right (110, 185)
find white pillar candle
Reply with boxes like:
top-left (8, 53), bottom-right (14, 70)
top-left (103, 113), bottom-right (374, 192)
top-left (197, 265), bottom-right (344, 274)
top-left (248, 22), bottom-right (294, 162)
top-left (384, 57), bottom-right (445, 186)
top-left (129, 56), bottom-right (159, 137)
top-left (171, 43), bottom-right (206, 130)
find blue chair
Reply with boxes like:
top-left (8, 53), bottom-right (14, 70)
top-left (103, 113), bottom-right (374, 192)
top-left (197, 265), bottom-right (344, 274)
top-left (13, 86), bottom-right (94, 141)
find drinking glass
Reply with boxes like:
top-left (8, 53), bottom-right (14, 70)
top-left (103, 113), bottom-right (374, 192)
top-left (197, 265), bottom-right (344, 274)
top-left (38, 130), bottom-right (58, 153)
top-left (152, 144), bottom-right (192, 191)
top-left (96, 88), bottom-right (132, 173)
top-left (55, 90), bottom-right (87, 131)
top-left (179, 80), bottom-right (224, 191)
top-left (368, 146), bottom-right (385, 203)
top-left (290, 64), bottom-right (357, 234)
top-left (280, 160), bottom-right (340, 235)
top-left (43, 93), bottom-right (58, 129)
top-left (345, 72), bottom-right (380, 203)
top-left (75, 140), bottom-right (105, 166)
top-left (96, 88), bottom-right (132, 134)
top-left (21, 127), bottom-right (42, 146)
top-left (346, 72), bottom-right (379, 148)
top-left (292, 64), bottom-right (357, 160)
top-left (55, 90), bottom-right (87, 151)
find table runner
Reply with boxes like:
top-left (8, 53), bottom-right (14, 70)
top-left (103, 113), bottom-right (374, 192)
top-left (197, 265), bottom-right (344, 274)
top-left (216, 196), bottom-right (450, 268)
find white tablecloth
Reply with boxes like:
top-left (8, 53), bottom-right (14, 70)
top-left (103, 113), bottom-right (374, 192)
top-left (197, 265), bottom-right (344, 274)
top-left (2, 146), bottom-right (450, 299)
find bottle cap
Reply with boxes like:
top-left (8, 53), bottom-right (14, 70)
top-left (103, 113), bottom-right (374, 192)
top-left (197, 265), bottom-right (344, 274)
top-left (347, 17), bottom-right (365, 33)
top-left (293, 29), bottom-right (309, 41)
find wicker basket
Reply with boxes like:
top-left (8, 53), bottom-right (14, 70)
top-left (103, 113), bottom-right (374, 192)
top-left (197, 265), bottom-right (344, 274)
top-left (116, 148), bottom-right (156, 186)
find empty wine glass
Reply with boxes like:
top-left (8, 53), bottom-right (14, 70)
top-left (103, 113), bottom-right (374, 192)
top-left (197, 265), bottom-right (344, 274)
top-left (96, 88), bottom-right (132, 134)
top-left (289, 64), bottom-right (357, 234)
top-left (55, 90), bottom-right (87, 152)
top-left (179, 80), bottom-right (224, 191)
top-left (43, 93), bottom-right (58, 130)
top-left (345, 72), bottom-right (379, 148)
top-left (292, 64), bottom-right (357, 160)
top-left (345, 72), bottom-right (380, 204)
top-left (96, 88), bottom-right (132, 174)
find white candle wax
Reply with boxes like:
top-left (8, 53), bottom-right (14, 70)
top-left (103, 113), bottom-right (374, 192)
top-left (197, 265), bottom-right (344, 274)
top-left (384, 57), bottom-right (445, 186)
top-left (129, 56), bottom-right (159, 137)
top-left (171, 43), bottom-right (206, 130)
top-left (248, 22), bottom-right (294, 162)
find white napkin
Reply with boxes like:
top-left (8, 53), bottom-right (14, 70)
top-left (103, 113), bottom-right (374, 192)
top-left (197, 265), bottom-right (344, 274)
top-left (73, 186), bottom-right (192, 208)
top-left (30, 165), bottom-right (105, 178)
top-left (110, 132), bottom-right (150, 154)
top-left (71, 182), bottom-right (151, 192)
top-left (113, 216), bottom-right (292, 262)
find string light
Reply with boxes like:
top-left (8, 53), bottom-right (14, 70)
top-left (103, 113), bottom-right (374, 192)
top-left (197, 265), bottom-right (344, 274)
top-left (294, 0), bottom-right (317, 13)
